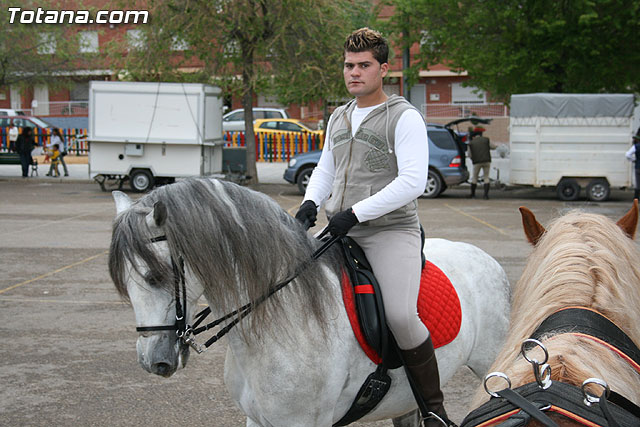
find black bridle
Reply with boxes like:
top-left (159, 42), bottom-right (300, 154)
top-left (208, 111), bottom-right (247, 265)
top-left (135, 235), bottom-right (187, 338)
top-left (135, 233), bottom-right (340, 353)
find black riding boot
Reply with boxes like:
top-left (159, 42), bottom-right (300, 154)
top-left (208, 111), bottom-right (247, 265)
top-left (468, 184), bottom-right (476, 198)
top-left (483, 183), bottom-right (490, 200)
top-left (634, 188), bottom-right (639, 200)
top-left (401, 337), bottom-right (452, 427)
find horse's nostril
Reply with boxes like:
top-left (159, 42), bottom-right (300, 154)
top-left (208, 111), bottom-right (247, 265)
top-left (151, 362), bottom-right (173, 377)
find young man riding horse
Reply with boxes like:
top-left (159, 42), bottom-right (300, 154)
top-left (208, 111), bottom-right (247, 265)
top-left (295, 28), bottom-right (451, 427)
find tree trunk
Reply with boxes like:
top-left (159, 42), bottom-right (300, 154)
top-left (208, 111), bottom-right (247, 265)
top-left (323, 100), bottom-right (329, 133)
top-left (242, 45), bottom-right (259, 185)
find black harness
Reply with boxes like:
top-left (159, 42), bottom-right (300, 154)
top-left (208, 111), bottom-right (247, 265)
top-left (460, 308), bottom-right (640, 427)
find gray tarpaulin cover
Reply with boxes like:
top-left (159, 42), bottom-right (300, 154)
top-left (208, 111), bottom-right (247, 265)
top-left (510, 93), bottom-right (635, 118)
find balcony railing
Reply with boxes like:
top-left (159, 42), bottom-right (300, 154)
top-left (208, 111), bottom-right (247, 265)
top-left (423, 103), bottom-right (508, 119)
top-left (35, 101), bottom-right (89, 116)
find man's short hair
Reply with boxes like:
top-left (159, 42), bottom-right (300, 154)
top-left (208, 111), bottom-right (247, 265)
top-left (344, 27), bottom-right (389, 65)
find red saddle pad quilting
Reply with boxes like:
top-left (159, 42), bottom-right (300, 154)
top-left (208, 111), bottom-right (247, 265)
top-left (341, 261), bottom-right (462, 365)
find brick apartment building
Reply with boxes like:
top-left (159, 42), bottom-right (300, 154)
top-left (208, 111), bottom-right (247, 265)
top-left (2, 2), bottom-right (509, 142)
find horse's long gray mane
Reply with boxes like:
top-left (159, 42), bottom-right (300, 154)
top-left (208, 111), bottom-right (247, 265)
top-left (109, 178), bottom-right (343, 337)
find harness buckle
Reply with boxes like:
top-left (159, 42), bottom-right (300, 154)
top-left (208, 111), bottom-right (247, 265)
top-left (582, 378), bottom-right (609, 406)
top-left (521, 339), bottom-right (553, 389)
top-left (533, 363), bottom-right (552, 390)
top-left (484, 371), bottom-right (512, 398)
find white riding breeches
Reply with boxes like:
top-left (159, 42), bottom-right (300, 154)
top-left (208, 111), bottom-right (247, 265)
top-left (348, 222), bottom-right (429, 350)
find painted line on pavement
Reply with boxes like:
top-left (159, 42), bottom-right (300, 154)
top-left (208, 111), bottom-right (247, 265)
top-left (444, 203), bottom-right (508, 235)
top-left (4, 210), bottom-right (106, 237)
top-left (0, 250), bottom-right (108, 295)
top-left (0, 296), bottom-right (125, 305)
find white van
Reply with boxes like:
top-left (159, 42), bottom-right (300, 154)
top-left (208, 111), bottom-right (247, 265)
top-left (223, 107), bottom-right (289, 132)
top-left (0, 108), bottom-right (26, 116)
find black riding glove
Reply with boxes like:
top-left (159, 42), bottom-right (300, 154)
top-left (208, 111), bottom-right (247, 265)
top-left (327, 208), bottom-right (359, 237)
top-left (295, 200), bottom-right (318, 229)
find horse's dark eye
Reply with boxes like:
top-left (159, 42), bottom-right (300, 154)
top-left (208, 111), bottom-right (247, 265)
top-left (145, 272), bottom-right (164, 287)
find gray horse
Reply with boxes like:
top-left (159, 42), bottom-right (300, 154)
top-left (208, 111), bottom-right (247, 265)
top-left (109, 178), bottom-right (511, 426)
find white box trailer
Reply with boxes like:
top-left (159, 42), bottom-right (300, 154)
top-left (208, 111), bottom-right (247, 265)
top-left (509, 93), bottom-right (635, 201)
top-left (88, 81), bottom-right (223, 191)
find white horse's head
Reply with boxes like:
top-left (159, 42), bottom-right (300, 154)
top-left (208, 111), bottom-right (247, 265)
top-left (112, 191), bottom-right (204, 377)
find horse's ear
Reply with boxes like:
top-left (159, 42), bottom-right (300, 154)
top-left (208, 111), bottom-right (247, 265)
top-left (113, 191), bottom-right (132, 214)
top-left (616, 199), bottom-right (638, 239)
top-left (519, 206), bottom-right (546, 246)
top-left (152, 201), bottom-right (167, 227)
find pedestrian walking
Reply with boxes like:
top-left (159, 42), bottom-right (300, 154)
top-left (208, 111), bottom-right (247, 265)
top-left (467, 127), bottom-right (497, 199)
top-left (8, 124), bottom-right (18, 152)
top-left (625, 128), bottom-right (640, 199)
top-left (50, 128), bottom-right (69, 176)
top-left (15, 127), bottom-right (36, 178)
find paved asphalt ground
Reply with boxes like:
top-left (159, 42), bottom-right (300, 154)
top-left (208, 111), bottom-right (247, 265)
top-left (1, 160), bottom-right (638, 426)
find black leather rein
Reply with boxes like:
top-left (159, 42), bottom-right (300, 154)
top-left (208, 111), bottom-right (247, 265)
top-left (135, 233), bottom-right (340, 353)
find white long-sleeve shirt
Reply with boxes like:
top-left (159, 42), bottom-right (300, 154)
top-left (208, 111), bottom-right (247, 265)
top-left (626, 144), bottom-right (637, 161)
top-left (304, 103), bottom-right (428, 222)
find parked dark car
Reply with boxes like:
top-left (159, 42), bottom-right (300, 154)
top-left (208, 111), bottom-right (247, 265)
top-left (284, 123), bottom-right (475, 198)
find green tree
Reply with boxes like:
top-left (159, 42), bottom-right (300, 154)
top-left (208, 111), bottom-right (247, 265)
top-left (0, 1), bottom-right (93, 90)
top-left (112, 0), bottom-right (373, 184)
top-left (383, 0), bottom-right (640, 102)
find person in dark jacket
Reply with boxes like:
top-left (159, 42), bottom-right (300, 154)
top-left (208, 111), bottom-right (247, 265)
top-left (15, 127), bottom-right (36, 178)
top-left (467, 127), bottom-right (497, 199)
top-left (625, 130), bottom-right (640, 199)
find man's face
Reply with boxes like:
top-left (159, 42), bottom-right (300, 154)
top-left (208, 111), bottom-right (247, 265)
top-left (343, 51), bottom-right (388, 98)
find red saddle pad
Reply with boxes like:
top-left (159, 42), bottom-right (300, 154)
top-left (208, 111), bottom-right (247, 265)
top-left (341, 260), bottom-right (462, 365)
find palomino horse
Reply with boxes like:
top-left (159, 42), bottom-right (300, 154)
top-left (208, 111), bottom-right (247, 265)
top-left (463, 202), bottom-right (640, 427)
top-left (109, 178), bottom-right (511, 426)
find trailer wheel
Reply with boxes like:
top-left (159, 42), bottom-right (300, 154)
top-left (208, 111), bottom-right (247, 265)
top-left (586, 179), bottom-right (610, 202)
top-left (130, 169), bottom-right (154, 193)
top-left (557, 178), bottom-right (580, 201)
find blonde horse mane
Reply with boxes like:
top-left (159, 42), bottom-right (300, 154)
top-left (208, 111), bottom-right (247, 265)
top-left (472, 205), bottom-right (640, 409)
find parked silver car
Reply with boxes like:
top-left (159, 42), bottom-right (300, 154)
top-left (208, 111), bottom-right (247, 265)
top-left (222, 107), bottom-right (289, 132)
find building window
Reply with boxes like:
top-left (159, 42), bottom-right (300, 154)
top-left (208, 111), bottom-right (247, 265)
top-left (38, 33), bottom-right (56, 54)
top-left (257, 95), bottom-right (283, 108)
top-left (127, 29), bottom-right (145, 51)
top-left (383, 84), bottom-right (400, 96)
top-left (71, 83), bottom-right (89, 101)
top-left (79, 31), bottom-right (99, 53)
top-left (452, 83), bottom-right (485, 104)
